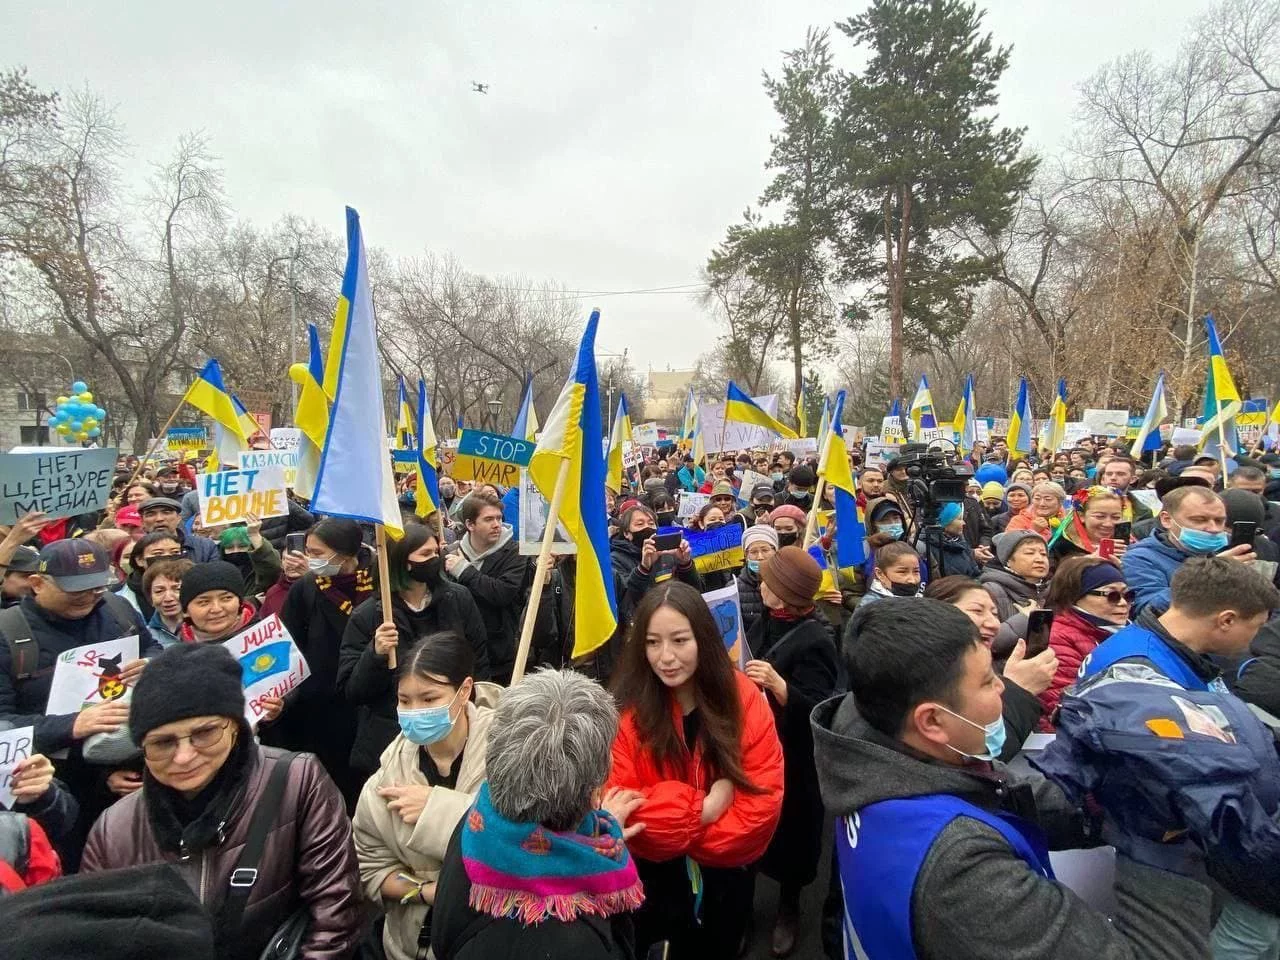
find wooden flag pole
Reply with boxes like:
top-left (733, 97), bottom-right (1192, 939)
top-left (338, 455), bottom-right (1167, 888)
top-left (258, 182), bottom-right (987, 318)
top-left (802, 476), bottom-right (828, 549)
top-left (123, 401), bottom-right (189, 491)
top-left (510, 457), bottom-right (572, 685)
top-left (375, 524), bottom-right (397, 670)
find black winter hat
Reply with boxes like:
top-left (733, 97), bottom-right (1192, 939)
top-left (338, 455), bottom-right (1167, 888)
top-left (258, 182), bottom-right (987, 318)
top-left (179, 560), bottom-right (247, 609)
top-left (129, 643), bottom-right (245, 744)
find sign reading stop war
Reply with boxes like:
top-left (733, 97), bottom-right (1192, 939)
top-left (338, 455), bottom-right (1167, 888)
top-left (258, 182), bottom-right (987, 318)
top-left (197, 465), bottom-right (288, 527)
top-left (0, 448), bottom-right (117, 525)
top-left (452, 429), bottom-right (534, 486)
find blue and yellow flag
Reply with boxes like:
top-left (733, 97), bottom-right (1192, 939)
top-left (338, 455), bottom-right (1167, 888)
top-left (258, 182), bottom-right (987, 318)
top-left (795, 385), bottom-right (808, 437)
top-left (1008, 377), bottom-right (1034, 455)
top-left (289, 323), bottom-right (329, 499)
top-left (605, 393), bottom-right (633, 494)
top-left (1130, 372), bottom-right (1169, 459)
top-left (455, 414), bottom-right (464, 441)
top-left (1200, 313), bottom-right (1242, 457)
top-left (312, 207), bottom-right (403, 537)
top-left (909, 375), bottom-right (937, 430)
top-left (512, 373), bottom-right (540, 442)
top-left (184, 359), bottom-right (248, 447)
top-left (1046, 378), bottom-right (1068, 454)
top-left (725, 381), bottom-right (798, 439)
top-left (819, 390), bottom-right (866, 568)
top-left (395, 377), bottom-right (416, 450)
top-left (529, 309), bottom-right (618, 658)
top-left (953, 374), bottom-right (977, 455)
top-left (680, 387), bottom-right (697, 442)
top-left (415, 380), bottom-right (440, 519)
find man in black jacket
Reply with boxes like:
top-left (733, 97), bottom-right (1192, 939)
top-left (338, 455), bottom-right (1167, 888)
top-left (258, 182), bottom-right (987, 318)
top-left (443, 493), bottom-right (531, 684)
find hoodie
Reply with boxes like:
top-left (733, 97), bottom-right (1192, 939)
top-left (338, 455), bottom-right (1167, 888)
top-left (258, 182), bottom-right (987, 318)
top-left (811, 694), bottom-right (1212, 960)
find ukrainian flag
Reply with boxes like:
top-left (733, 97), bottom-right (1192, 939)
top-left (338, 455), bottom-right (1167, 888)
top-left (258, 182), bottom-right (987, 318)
top-left (680, 387), bottom-right (697, 442)
top-left (311, 207), bottom-right (403, 537)
top-left (512, 373), bottom-right (540, 442)
top-left (289, 323), bottom-right (329, 500)
top-left (455, 414), bottom-right (464, 441)
top-left (605, 393), bottom-right (633, 494)
top-left (725, 381), bottom-right (798, 439)
top-left (529, 309), bottom-right (618, 658)
top-left (909, 375), bottom-right (938, 431)
top-left (1046, 378), bottom-right (1068, 454)
top-left (184, 359), bottom-right (248, 448)
top-left (1008, 377), bottom-right (1034, 455)
top-left (1200, 313), bottom-right (1242, 457)
top-left (415, 379), bottom-right (440, 519)
top-left (795, 386), bottom-right (808, 437)
top-left (819, 390), bottom-right (866, 568)
top-left (953, 374), bottom-right (978, 454)
top-left (394, 377), bottom-right (416, 450)
top-left (1130, 372), bottom-right (1169, 459)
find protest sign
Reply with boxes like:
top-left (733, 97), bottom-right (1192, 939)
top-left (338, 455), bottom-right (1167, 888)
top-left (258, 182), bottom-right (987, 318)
top-left (622, 442), bottom-right (644, 469)
top-left (1171, 427), bottom-right (1202, 446)
top-left (1081, 409), bottom-right (1130, 437)
top-left (990, 418), bottom-right (1010, 438)
top-left (197, 465), bottom-right (288, 526)
top-left (863, 441), bottom-right (894, 469)
top-left (918, 427), bottom-right (949, 445)
top-left (0, 726), bottom-right (33, 810)
top-left (632, 421), bottom-right (660, 445)
top-left (269, 427), bottom-right (301, 451)
top-left (685, 522), bottom-right (744, 575)
top-left (974, 419), bottom-right (991, 443)
top-left (222, 615), bottom-right (311, 728)
top-left (677, 491), bottom-right (710, 520)
top-left (0, 447), bottom-right (116, 526)
top-left (1061, 422), bottom-right (1091, 450)
top-left (699, 395), bottom-right (780, 454)
top-left (701, 580), bottom-right (748, 669)
top-left (738, 469), bottom-right (773, 504)
top-left (453, 429), bottom-right (534, 486)
top-left (879, 416), bottom-right (905, 444)
top-left (238, 449), bottom-right (299, 488)
top-left (517, 469), bottom-right (576, 555)
top-left (166, 426), bottom-right (207, 451)
top-left (1130, 489), bottom-right (1162, 514)
top-left (439, 439), bottom-right (459, 477)
top-left (46, 636), bottom-right (140, 716)
top-left (784, 437), bottom-right (819, 458)
top-left (391, 449), bottom-right (417, 475)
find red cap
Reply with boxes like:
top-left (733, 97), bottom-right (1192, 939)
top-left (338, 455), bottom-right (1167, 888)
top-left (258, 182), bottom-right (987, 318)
top-left (115, 505), bottom-right (142, 529)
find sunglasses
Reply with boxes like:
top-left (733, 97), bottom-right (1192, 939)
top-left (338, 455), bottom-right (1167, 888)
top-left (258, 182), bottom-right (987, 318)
top-left (1086, 588), bottom-right (1135, 605)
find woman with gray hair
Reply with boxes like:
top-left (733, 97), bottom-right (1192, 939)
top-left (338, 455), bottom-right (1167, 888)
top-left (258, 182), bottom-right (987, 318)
top-left (430, 669), bottom-right (645, 960)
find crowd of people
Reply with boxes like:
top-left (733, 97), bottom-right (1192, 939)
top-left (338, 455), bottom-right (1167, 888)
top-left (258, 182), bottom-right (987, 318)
top-left (0, 431), bottom-right (1279, 960)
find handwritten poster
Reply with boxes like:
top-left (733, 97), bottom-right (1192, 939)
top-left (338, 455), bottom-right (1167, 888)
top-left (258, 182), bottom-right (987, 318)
top-left (46, 636), bottom-right (140, 716)
top-left (197, 465), bottom-right (288, 526)
top-left (0, 726), bottom-right (33, 809)
top-left (702, 580), bottom-right (748, 669)
top-left (699, 395), bottom-right (780, 454)
top-left (222, 615), bottom-right (311, 728)
top-left (0, 448), bottom-right (117, 525)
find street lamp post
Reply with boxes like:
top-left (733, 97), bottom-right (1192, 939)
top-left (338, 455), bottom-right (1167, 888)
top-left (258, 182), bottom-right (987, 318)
top-left (486, 398), bottom-right (504, 432)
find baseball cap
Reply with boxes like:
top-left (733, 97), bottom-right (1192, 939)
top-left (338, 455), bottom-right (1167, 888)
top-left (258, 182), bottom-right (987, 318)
top-left (4, 544), bottom-right (40, 574)
top-left (115, 505), bottom-right (142, 529)
top-left (139, 497), bottom-right (182, 516)
top-left (751, 483), bottom-right (775, 502)
top-left (36, 539), bottom-right (112, 592)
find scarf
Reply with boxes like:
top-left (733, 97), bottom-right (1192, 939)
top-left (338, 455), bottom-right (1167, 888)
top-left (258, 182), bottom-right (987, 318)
top-left (143, 730), bottom-right (254, 856)
top-left (179, 602), bottom-right (256, 644)
top-left (461, 782), bottom-right (644, 925)
top-left (314, 554), bottom-right (375, 616)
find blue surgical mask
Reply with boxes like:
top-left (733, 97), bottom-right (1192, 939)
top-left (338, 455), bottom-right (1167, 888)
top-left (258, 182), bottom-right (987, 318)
top-left (746, 559), bottom-right (761, 574)
top-left (771, 472), bottom-right (784, 483)
top-left (938, 705), bottom-right (1006, 761)
top-left (877, 522), bottom-right (904, 539)
top-left (397, 688), bottom-right (463, 745)
top-left (1270, 468), bottom-right (1280, 479)
top-left (1172, 520), bottom-right (1228, 556)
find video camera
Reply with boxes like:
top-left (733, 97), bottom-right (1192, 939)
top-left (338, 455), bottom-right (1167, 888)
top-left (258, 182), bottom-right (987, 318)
top-left (891, 443), bottom-right (974, 505)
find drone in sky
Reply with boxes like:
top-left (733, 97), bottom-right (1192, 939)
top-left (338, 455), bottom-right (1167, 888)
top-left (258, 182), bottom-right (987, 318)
top-left (472, 82), bottom-right (489, 94)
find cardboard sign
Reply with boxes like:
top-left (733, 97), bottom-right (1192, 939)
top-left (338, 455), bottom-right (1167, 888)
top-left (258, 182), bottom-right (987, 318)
top-left (453, 429), bottom-right (533, 487)
top-left (1061, 422), bottom-right (1091, 450)
top-left (879, 416), bottom-right (904, 444)
top-left (677, 491), bottom-right (710, 520)
top-left (784, 437), bottom-right (819, 458)
top-left (269, 428), bottom-right (302, 451)
top-left (622, 442), bottom-right (644, 469)
top-left (1081, 409), bottom-right (1131, 438)
top-left (222, 615), bottom-right (311, 729)
top-left (516, 469), bottom-right (576, 555)
top-left (0, 447), bottom-right (116, 525)
top-left (699, 395), bottom-right (780, 454)
top-left (737, 469), bottom-right (773, 505)
top-left (0, 726), bottom-right (33, 810)
top-left (238, 449), bottom-right (299, 488)
top-left (632, 422), bottom-right (660, 445)
top-left (702, 580), bottom-right (748, 669)
top-left (46, 636), bottom-right (140, 716)
top-left (197, 466), bottom-right (288, 527)
top-left (166, 426), bottom-right (207, 451)
top-left (685, 522), bottom-right (745, 574)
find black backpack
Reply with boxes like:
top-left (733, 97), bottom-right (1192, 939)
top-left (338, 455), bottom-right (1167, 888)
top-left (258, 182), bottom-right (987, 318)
top-left (0, 593), bottom-right (139, 681)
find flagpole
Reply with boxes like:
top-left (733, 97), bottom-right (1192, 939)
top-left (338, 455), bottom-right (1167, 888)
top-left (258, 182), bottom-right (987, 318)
top-left (1215, 393), bottom-right (1230, 481)
top-left (123, 397), bottom-right (191, 491)
top-left (511, 457), bottom-right (572, 685)
top-left (802, 477), bottom-right (828, 549)
top-left (375, 524), bottom-right (397, 670)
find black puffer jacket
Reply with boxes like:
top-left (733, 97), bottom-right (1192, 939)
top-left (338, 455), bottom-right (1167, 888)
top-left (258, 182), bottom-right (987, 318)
top-left (737, 565), bottom-right (766, 636)
top-left (338, 588), bottom-right (490, 774)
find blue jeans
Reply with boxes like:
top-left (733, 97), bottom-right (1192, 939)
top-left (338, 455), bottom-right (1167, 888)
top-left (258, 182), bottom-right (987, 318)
top-left (1213, 894), bottom-right (1280, 960)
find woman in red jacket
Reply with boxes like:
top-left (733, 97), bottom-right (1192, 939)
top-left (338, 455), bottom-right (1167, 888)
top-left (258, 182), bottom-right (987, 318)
top-left (1038, 556), bottom-right (1132, 730)
top-left (608, 582), bottom-right (784, 960)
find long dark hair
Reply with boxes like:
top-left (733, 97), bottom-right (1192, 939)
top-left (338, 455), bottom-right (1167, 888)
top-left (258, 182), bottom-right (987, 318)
top-left (611, 582), bottom-right (757, 791)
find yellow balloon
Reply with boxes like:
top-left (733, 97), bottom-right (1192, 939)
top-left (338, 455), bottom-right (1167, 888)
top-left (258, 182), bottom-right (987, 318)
top-left (56, 396), bottom-right (69, 406)
top-left (76, 432), bottom-right (89, 441)
top-left (82, 417), bottom-right (97, 428)
top-left (78, 391), bottom-right (94, 402)
top-left (56, 424), bottom-right (71, 435)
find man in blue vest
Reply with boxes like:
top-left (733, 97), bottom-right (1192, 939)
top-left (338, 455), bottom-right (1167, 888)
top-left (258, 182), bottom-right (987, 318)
top-left (1077, 557), bottom-right (1280, 959)
top-left (813, 598), bottom-right (1214, 960)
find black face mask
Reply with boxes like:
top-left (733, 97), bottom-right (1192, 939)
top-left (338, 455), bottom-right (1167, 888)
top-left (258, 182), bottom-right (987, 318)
top-left (630, 528), bottom-right (655, 547)
top-left (705, 521), bottom-right (725, 530)
top-left (408, 555), bottom-right (444, 586)
top-left (889, 581), bottom-right (920, 597)
top-left (222, 552), bottom-right (253, 574)
top-left (656, 512), bottom-right (676, 527)
top-left (777, 531), bottom-right (799, 548)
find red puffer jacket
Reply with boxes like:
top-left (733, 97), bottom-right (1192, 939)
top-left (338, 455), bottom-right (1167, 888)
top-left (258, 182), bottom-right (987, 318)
top-left (1038, 608), bottom-right (1112, 730)
top-left (606, 670), bottom-right (784, 869)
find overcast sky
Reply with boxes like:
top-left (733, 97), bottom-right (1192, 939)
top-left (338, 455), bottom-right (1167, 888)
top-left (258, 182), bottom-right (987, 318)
top-left (8, 0), bottom-right (1212, 375)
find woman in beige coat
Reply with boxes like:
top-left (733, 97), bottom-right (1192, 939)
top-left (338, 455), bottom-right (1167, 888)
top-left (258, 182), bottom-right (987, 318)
top-left (353, 631), bottom-right (502, 960)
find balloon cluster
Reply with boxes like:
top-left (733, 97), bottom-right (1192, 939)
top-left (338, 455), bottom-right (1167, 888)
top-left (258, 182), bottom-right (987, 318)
top-left (49, 381), bottom-right (106, 442)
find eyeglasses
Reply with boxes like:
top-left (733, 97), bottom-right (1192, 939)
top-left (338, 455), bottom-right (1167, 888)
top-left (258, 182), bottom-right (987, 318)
top-left (142, 719), bottom-right (232, 761)
top-left (1087, 588), bottom-right (1135, 605)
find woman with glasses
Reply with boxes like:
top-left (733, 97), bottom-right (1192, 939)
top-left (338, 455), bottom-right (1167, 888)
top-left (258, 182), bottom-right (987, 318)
top-left (81, 642), bottom-right (363, 959)
top-left (1038, 556), bottom-right (1132, 730)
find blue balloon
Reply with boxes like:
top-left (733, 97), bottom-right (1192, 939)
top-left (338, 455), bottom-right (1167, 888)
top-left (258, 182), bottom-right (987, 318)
top-left (87, 427), bottom-right (101, 437)
top-left (71, 381), bottom-right (88, 394)
top-left (94, 407), bottom-right (106, 420)
top-left (70, 420), bottom-right (82, 432)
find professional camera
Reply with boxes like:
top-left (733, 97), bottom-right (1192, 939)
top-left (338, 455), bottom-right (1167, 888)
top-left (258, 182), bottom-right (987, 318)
top-left (889, 443), bottom-right (974, 505)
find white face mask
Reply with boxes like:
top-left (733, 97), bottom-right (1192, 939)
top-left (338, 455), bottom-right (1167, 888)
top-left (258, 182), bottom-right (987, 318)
top-left (308, 554), bottom-right (341, 576)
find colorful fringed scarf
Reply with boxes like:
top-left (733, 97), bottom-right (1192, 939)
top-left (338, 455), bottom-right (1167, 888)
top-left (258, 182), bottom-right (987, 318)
top-left (461, 782), bottom-right (644, 925)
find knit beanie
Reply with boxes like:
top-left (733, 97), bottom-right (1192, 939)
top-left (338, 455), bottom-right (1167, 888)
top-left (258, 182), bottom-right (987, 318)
top-left (769, 504), bottom-right (807, 526)
top-left (1077, 562), bottom-right (1125, 600)
top-left (980, 481), bottom-right (1005, 501)
top-left (761, 546), bottom-right (821, 609)
top-left (179, 560), bottom-right (247, 609)
top-left (742, 525), bottom-right (779, 553)
top-left (129, 643), bottom-right (245, 744)
top-left (993, 529), bottom-right (1044, 566)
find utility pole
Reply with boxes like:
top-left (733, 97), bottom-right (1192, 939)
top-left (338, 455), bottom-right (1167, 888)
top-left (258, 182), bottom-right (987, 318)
top-left (288, 242), bottom-right (301, 415)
